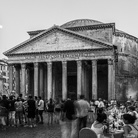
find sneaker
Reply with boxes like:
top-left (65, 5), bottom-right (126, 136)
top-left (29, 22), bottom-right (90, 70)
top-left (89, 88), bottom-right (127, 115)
top-left (24, 124), bottom-right (29, 127)
top-left (29, 125), bottom-right (33, 128)
top-left (33, 124), bottom-right (37, 127)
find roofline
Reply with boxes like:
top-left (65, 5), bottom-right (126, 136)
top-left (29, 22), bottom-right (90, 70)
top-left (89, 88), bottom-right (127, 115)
top-left (4, 26), bottom-right (113, 56)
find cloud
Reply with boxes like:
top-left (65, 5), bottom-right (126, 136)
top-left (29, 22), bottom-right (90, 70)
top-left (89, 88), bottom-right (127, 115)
top-left (0, 25), bottom-right (3, 28)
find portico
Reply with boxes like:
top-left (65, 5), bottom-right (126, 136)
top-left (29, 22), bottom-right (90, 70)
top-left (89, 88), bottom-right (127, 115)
top-left (4, 20), bottom-right (116, 101)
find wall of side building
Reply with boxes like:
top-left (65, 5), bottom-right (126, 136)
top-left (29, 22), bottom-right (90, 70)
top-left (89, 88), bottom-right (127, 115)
top-left (113, 35), bottom-right (138, 102)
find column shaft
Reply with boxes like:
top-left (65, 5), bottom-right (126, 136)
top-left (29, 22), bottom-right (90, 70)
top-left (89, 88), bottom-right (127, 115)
top-left (21, 63), bottom-right (26, 98)
top-left (62, 61), bottom-right (67, 100)
top-left (39, 65), bottom-right (44, 97)
top-left (15, 66), bottom-right (20, 95)
top-left (47, 62), bottom-right (52, 100)
top-left (9, 65), bottom-right (13, 94)
top-left (77, 60), bottom-right (82, 98)
top-left (92, 60), bottom-right (97, 100)
top-left (34, 62), bottom-right (39, 97)
top-left (108, 59), bottom-right (115, 100)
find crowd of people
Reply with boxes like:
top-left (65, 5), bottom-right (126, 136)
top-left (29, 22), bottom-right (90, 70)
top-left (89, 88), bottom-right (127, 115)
top-left (0, 93), bottom-right (138, 138)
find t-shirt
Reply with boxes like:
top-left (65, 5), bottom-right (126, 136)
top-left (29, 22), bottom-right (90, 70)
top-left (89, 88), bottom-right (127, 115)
top-left (27, 99), bottom-right (36, 112)
top-left (9, 100), bottom-right (15, 111)
top-left (47, 103), bottom-right (54, 112)
top-left (63, 99), bottom-right (75, 120)
top-left (15, 101), bottom-right (23, 112)
top-left (38, 99), bottom-right (44, 110)
top-left (77, 99), bottom-right (90, 117)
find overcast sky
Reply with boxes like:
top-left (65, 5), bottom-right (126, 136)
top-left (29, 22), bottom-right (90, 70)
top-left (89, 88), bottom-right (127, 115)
top-left (0, 0), bottom-right (138, 59)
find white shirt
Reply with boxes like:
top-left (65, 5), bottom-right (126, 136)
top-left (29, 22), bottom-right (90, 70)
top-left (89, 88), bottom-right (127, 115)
top-left (77, 99), bottom-right (90, 117)
top-left (38, 99), bottom-right (44, 110)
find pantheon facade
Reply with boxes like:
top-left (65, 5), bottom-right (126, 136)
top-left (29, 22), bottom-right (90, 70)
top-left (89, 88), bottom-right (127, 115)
top-left (4, 19), bottom-right (138, 101)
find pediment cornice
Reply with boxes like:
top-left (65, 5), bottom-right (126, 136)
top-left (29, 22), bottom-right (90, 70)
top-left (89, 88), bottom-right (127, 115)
top-left (4, 26), bottom-right (113, 56)
top-left (8, 47), bottom-right (112, 57)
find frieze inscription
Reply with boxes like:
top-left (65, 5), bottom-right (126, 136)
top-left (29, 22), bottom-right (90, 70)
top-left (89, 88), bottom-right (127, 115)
top-left (25, 52), bottom-right (95, 60)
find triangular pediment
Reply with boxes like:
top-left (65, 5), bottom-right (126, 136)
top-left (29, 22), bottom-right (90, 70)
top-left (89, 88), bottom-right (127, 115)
top-left (4, 26), bottom-right (112, 55)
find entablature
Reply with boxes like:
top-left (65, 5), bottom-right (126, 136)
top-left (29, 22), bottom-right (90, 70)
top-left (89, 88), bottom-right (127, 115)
top-left (7, 48), bottom-right (114, 64)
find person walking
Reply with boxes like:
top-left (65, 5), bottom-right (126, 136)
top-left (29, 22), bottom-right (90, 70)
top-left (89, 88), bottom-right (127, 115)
top-left (38, 96), bottom-right (45, 124)
top-left (77, 95), bottom-right (90, 131)
top-left (61, 95), bottom-right (77, 138)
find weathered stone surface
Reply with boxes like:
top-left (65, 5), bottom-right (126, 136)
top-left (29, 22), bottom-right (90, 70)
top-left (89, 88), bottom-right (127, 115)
top-left (113, 35), bottom-right (138, 101)
top-left (75, 28), bottom-right (113, 43)
top-left (11, 31), bottom-right (104, 54)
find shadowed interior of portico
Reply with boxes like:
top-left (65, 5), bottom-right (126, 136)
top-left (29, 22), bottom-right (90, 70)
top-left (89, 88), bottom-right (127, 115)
top-left (14, 59), bottom-right (108, 101)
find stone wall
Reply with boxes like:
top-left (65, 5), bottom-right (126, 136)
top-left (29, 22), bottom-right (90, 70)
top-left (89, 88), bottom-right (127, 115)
top-left (75, 28), bottom-right (113, 43)
top-left (113, 35), bottom-right (138, 101)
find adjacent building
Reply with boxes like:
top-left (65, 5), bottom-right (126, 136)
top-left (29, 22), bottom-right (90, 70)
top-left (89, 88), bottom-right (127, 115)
top-left (3, 19), bottom-right (138, 101)
top-left (0, 59), bottom-right (9, 96)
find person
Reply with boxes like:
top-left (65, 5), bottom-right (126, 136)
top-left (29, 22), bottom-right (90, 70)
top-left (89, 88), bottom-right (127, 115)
top-left (8, 95), bottom-right (16, 126)
top-left (91, 113), bottom-right (107, 138)
top-left (123, 113), bottom-right (138, 138)
top-left (34, 96), bottom-right (39, 124)
top-left (23, 96), bottom-right (28, 126)
top-left (54, 98), bottom-right (61, 124)
top-left (0, 95), bottom-right (9, 130)
top-left (77, 94), bottom-right (90, 131)
top-left (14, 97), bottom-right (23, 127)
top-left (38, 96), bottom-right (44, 124)
top-left (27, 95), bottom-right (36, 127)
top-left (47, 98), bottom-right (55, 125)
top-left (62, 95), bottom-right (77, 138)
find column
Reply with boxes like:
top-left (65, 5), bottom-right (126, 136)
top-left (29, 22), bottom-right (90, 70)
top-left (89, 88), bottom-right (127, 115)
top-left (77, 60), bottom-right (82, 99)
top-left (39, 64), bottom-right (44, 97)
top-left (92, 60), bottom-right (97, 100)
top-left (47, 62), bottom-right (52, 100)
top-left (9, 65), bottom-right (13, 94)
top-left (62, 61), bottom-right (67, 100)
top-left (21, 63), bottom-right (26, 98)
top-left (15, 65), bottom-right (20, 95)
top-left (34, 62), bottom-right (39, 97)
top-left (108, 59), bottom-right (115, 100)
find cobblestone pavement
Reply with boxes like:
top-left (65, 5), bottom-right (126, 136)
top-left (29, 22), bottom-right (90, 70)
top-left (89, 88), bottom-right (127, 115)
top-left (0, 113), bottom-right (92, 138)
top-left (0, 113), bottom-right (61, 138)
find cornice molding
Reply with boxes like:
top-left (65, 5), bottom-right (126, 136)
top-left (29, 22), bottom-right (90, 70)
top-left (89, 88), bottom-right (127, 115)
top-left (7, 47), bottom-right (113, 57)
top-left (114, 32), bottom-right (138, 43)
top-left (4, 26), bottom-right (113, 56)
top-left (65, 23), bottom-right (116, 33)
top-left (118, 52), bottom-right (138, 60)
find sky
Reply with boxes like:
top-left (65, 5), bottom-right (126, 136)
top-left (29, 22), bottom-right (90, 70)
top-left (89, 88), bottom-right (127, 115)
top-left (0, 0), bottom-right (138, 59)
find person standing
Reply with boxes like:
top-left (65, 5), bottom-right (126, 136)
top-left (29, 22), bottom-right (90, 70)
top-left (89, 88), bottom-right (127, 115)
top-left (47, 98), bottom-right (55, 125)
top-left (8, 95), bottom-right (16, 126)
top-left (38, 96), bottom-right (44, 124)
top-left (61, 95), bottom-right (77, 138)
top-left (27, 95), bottom-right (36, 127)
top-left (14, 97), bottom-right (23, 127)
top-left (77, 95), bottom-right (90, 131)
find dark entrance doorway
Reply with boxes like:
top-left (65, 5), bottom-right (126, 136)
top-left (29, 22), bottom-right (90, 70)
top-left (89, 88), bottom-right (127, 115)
top-left (67, 61), bottom-right (77, 99)
top-left (97, 60), bottom-right (108, 100)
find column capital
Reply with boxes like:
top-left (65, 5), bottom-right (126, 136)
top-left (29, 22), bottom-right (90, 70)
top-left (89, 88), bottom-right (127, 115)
top-left (34, 62), bottom-right (38, 68)
top-left (62, 61), bottom-right (67, 68)
top-left (108, 59), bottom-right (113, 65)
top-left (21, 63), bottom-right (26, 69)
top-left (77, 60), bottom-right (82, 67)
top-left (62, 61), bottom-right (67, 65)
top-left (92, 60), bottom-right (97, 66)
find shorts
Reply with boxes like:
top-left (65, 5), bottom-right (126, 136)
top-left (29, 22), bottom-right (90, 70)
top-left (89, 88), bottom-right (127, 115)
top-left (9, 111), bottom-right (15, 119)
